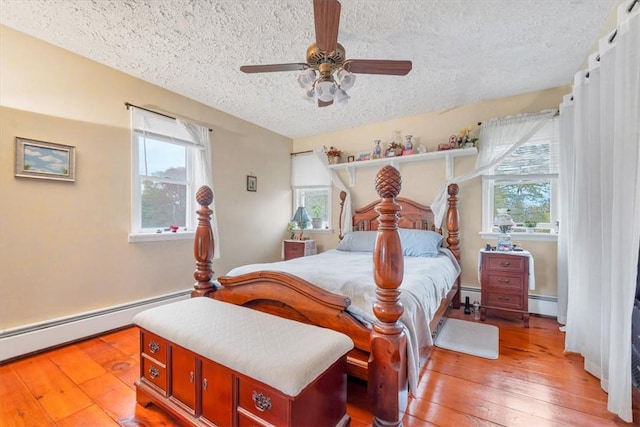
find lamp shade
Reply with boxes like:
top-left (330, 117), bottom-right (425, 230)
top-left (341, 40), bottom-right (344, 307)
top-left (292, 207), bottom-right (310, 228)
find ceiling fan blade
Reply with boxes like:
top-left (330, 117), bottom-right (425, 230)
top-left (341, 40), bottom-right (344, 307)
top-left (240, 63), bottom-right (309, 73)
top-left (344, 60), bottom-right (412, 76)
top-left (314, 0), bottom-right (341, 53)
top-left (318, 99), bottom-right (333, 107)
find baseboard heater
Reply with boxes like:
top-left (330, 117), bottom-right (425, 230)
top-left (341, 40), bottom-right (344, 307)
top-left (459, 286), bottom-right (558, 318)
top-left (0, 290), bottom-right (191, 362)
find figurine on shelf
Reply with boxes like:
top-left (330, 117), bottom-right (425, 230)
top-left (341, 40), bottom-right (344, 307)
top-left (402, 135), bottom-right (414, 155)
top-left (373, 140), bottom-right (382, 159)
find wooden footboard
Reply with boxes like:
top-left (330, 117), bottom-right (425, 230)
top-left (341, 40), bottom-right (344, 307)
top-left (190, 167), bottom-right (461, 427)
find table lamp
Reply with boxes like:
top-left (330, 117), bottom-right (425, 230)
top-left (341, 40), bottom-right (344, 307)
top-left (291, 207), bottom-right (310, 237)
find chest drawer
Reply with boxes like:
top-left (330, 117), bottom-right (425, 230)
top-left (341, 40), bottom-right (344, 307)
top-left (238, 377), bottom-right (289, 426)
top-left (484, 290), bottom-right (525, 310)
top-left (484, 254), bottom-right (526, 273)
top-left (141, 354), bottom-right (167, 394)
top-left (284, 242), bottom-right (303, 258)
top-left (141, 330), bottom-right (167, 364)
top-left (485, 272), bottom-right (525, 290)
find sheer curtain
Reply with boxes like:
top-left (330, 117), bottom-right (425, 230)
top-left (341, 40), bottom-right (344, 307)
top-left (559, 1), bottom-right (639, 422)
top-left (178, 119), bottom-right (221, 259)
top-left (313, 149), bottom-right (352, 236)
top-left (431, 110), bottom-right (556, 228)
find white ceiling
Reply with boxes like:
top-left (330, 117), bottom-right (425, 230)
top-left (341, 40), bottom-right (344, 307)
top-left (0, 0), bottom-right (617, 139)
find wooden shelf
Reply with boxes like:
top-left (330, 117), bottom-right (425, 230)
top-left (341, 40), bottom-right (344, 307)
top-left (327, 147), bottom-right (477, 186)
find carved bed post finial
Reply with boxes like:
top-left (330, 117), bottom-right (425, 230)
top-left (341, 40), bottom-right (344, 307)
top-left (370, 165), bottom-right (407, 427)
top-left (192, 186), bottom-right (215, 298)
top-left (338, 191), bottom-right (347, 240)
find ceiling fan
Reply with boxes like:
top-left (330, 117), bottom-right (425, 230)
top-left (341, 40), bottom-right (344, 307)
top-left (239, 0), bottom-right (412, 107)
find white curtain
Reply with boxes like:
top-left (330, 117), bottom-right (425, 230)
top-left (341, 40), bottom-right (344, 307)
top-left (559, 1), bottom-right (639, 422)
top-left (313, 149), bottom-right (352, 236)
top-left (177, 119), bottom-right (221, 259)
top-left (431, 110), bottom-right (556, 228)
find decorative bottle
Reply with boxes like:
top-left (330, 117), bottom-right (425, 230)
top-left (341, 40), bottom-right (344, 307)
top-left (373, 140), bottom-right (382, 158)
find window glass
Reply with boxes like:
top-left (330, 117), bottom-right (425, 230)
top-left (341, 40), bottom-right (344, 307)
top-left (293, 187), bottom-right (331, 229)
top-left (138, 137), bottom-right (186, 180)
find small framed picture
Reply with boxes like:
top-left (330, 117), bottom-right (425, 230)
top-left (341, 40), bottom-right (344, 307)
top-left (247, 175), bottom-right (257, 192)
top-left (357, 152), bottom-right (371, 161)
top-left (15, 137), bottom-right (76, 182)
top-left (347, 155), bottom-right (355, 163)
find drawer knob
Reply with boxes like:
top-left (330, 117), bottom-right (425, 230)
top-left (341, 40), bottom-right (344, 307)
top-left (252, 391), bottom-right (272, 412)
top-left (500, 261), bottom-right (511, 267)
top-left (148, 340), bottom-right (160, 353)
top-left (498, 278), bottom-right (510, 284)
top-left (203, 378), bottom-right (208, 391)
top-left (149, 366), bottom-right (160, 379)
top-left (189, 372), bottom-right (194, 383)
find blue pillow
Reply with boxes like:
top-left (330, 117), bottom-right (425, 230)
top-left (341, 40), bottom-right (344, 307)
top-left (336, 231), bottom-right (378, 252)
top-left (336, 229), bottom-right (443, 257)
top-left (398, 229), bottom-right (443, 258)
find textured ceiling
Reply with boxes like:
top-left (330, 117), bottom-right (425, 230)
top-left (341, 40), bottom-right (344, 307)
top-left (0, 0), bottom-right (617, 139)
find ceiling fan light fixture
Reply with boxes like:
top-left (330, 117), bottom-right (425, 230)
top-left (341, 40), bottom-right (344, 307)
top-left (337, 69), bottom-right (355, 91)
top-left (334, 88), bottom-right (349, 104)
top-left (297, 68), bottom-right (317, 89)
top-left (315, 77), bottom-right (337, 102)
top-left (302, 88), bottom-right (316, 103)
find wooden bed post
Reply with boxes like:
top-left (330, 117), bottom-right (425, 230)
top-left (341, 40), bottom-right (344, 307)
top-left (369, 166), bottom-right (407, 427)
top-left (446, 183), bottom-right (462, 309)
top-left (192, 186), bottom-right (215, 298)
top-left (338, 190), bottom-right (347, 240)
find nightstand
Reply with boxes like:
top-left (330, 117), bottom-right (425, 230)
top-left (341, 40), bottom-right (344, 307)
top-left (480, 250), bottom-right (531, 327)
top-left (283, 239), bottom-right (317, 261)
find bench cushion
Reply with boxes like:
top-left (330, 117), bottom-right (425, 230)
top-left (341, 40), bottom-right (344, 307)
top-left (133, 297), bottom-right (354, 396)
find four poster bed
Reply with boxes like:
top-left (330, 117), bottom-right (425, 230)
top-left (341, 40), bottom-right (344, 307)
top-left (190, 166), bottom-right (462, 426)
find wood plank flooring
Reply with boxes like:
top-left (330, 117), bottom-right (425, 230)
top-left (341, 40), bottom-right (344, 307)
top-left (1, 308), bottom-right (639, 426)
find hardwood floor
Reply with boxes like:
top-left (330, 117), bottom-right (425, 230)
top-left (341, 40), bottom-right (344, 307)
top-left (1, 308), bottom-right (639, 426)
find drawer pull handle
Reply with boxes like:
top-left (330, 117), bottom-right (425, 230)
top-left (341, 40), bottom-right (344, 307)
top-left (149, 366), bottom-right (160, 379)
top-left (498, 278), bottom-right (510, 283)
top-left (500, 261), bottom-right (511, 267)
top-left (148, 340), bottom-right (160, 353)
top-left (497, 296), bottom-right (511, 302)
top-left (189, 372), bottom-right (194, 383)
top-left (252, 391), bottom-right (272, 412)
top-left (203, 378), bottom-right (208, 391)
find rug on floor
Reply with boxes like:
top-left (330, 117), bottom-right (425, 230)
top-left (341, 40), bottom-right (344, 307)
top-left (434, 318), bottom-right (499, 359)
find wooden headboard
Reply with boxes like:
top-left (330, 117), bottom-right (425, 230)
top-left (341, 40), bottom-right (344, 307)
top-left (352, 197), bottom-right (439, 232)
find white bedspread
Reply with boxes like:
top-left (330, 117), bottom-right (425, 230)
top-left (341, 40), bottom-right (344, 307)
top-left (224, 248), bottom-right (461, 394)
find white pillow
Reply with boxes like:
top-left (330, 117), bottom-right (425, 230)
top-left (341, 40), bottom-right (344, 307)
top-left (336, 229), bottom-right (443, 257)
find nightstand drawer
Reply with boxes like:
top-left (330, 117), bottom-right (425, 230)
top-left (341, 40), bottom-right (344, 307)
top-left (485, 254), bottom-right (526, 272)
top-left (283, 239), bottom-right (317, 261)
top-left (485, 273), bottom-right (525, 290)
top-left (484, 290), bottom-right (524, 310)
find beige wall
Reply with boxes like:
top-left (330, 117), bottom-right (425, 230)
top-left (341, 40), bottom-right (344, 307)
top-left (0, 26), bottom-right (292, 329)
top-left (293, 87), bottom-right (567, 297)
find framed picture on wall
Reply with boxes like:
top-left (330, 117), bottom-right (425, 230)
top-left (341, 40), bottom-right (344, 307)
top-left (247, 175), bottom-right (257, 192)
top-left (15, 137), bottom-right (76, 182)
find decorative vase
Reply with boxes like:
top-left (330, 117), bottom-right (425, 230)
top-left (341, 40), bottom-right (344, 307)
top-left (495, 208), bottom-right (514, 251)
top-left (328, 156), bottom-right (339, 164)
top-left (373, 140), bottom-right (382, 158)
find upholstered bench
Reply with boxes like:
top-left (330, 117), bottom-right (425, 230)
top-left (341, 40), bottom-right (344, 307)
top-left (133, 297), bottom-right (353, 427)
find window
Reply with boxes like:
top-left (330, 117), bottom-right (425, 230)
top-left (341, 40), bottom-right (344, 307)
top-left (291, 152), bottom-right (332, 231)
top-left (129, 107), bottom-right (215, 242)
top-left (482, 118), bottom-right (559, 236)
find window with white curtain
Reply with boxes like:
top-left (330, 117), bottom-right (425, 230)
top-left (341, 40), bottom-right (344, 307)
top-left (129, 107), bottom-right (215, 242)
top-left (291, 152), bottom-right (332, 231)
top-left (482, 117), bottom-right (559, 235)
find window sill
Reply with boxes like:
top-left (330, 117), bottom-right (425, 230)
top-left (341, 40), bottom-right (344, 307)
top-left (129, 231), bottom-right (195, 243)
top-left (479, 231), bottom-right (558, 242)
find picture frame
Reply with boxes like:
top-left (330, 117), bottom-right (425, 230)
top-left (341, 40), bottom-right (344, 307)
top-left (357, 152), bottom-right (371, 161)
top-left (347, 155), bottom-right (355, 163)
top-left (246, 175), bottom-right (257, 192)
top-left (15, 137), bottom-right (76, 182)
